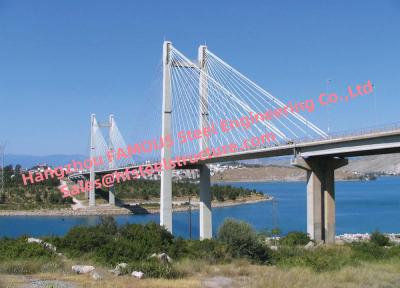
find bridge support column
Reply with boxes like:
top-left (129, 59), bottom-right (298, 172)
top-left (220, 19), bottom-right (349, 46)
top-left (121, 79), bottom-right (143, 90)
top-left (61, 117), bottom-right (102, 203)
top-left (89, 114), bottom-right (96, 207)
top-left (160, 41), bottom-right (173, 232)
top-left (198, 45), bottom-right (212, 239)
top-left (199, 165), bottom-right (212, 239)
top-left (292, 156), bottom-right (348, 244)
top-left (108, 114), bottom-right (115, 206)
top-left (108, 185), bottom-right (115, 205)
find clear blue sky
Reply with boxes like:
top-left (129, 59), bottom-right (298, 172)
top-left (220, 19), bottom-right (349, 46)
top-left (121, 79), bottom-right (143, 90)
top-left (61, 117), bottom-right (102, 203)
top-left (0, 0), bottom-right (399, 155)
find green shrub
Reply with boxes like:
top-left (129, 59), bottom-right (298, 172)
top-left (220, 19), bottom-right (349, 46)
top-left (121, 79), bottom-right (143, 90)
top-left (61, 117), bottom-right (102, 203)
top-left (168, 238), bottom-right (231, 264)
top-left (0, 237), bottom-right (56, 260)
top-left (217, 218), bottom-right (271, 263)
top-left (349, 241), bottom-right (400, 261)
top-left (59, 226), bottom-right (112, 257)
top-left (279, 231), bottom-right (310, 246)
top-left (55, 221), bottom-right (173, 266)
top-left (370, 231), bottom-right (390, 246)
top-left (218, 219), bottom-right (255, 250)
top-left (273, 246), bottom-right (356, 272)
top-left (129, 259), bottom-right (181, 279)
top-left (189, 239), bottom-right (229, 263)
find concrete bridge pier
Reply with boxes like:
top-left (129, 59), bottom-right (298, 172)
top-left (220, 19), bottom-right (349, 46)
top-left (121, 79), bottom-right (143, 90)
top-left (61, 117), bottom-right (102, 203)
top-left (160, 41), bottom-right (173, 232)
top-left (89, 114), bottom-right (96, 207)
top-left (292, 156), bottom-right (348, 244)
top-left (199, 164), bottom-right (212, 239)
top-left (108, 114), bottom-right (116, 206)
top-left (109, 185), bottom-right (115, 205)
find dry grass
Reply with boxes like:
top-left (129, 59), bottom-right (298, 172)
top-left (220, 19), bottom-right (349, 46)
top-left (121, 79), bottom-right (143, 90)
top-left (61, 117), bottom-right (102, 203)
top-left (1, 259), bottom-right (400, 288)
top-left (245, 260), bottom-right (400, 288)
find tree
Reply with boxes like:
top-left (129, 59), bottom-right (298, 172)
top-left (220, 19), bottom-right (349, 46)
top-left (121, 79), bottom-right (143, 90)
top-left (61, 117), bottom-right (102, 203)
top-left (3, 165), bottom-right (13, 186)
top-left (217, 219), bottom-right (271, 263)
top-left (14, 164), bottom-right (22, 175)
top-left (279, 231), bottom-right (310, 246)
top-left (14, 164), bottom-right (22, 183)
top-left (35, 192), bottom-right (42, 203)
top-left (218, 219), bottom-right (253, 252)
top-left (0, 193), bottom-right (5, 204)
top-left (370, 230), bottom-right (390, 246)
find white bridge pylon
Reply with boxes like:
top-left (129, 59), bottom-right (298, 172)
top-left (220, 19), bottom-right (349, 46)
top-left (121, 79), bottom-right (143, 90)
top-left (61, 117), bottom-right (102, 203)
top-left (161, 41), bottom-right (328, 237)
top-left (167, 43), bottom-right (328, 158)
top-left (88, 114), bottom-right (133, 207)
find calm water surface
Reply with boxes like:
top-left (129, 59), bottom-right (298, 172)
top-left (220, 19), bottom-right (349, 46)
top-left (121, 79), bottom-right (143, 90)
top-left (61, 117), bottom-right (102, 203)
top-left (0, 176), bottom-right (399, 238)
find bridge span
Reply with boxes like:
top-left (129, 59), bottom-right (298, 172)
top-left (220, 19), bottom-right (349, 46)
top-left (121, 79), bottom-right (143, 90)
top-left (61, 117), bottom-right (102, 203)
top-left (72, 125), bottom-right (400, 244)
top-left (71, 41), bottom-right (399, 244)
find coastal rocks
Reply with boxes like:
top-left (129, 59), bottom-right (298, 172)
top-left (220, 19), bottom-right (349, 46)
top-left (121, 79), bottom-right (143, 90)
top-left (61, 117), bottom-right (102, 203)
top-left (109, 263), bottom-right (129, 276)
top-left (149, 253), bottom-right (172, 264)
top-left (131, 271), bottom-right (145, 279)
top-left (27, 237), bottom-right (57, 252)
top-left (72, 265), bottom-right (95, 274)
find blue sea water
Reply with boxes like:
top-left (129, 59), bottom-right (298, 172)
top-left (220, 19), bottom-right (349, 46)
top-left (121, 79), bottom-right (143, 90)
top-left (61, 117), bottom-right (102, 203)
top-left (0, 176), bottom-right (399, 238)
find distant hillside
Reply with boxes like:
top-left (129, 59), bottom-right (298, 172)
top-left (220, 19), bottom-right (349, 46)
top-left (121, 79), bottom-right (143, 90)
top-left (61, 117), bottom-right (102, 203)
top-left (4, 154), bottom-right (88, 168)
top-left (212, 165), bottom-right (360, 182)
top-left (4, 154), bottom-right (142, 169)
top-left (341, 154), bottom-right (400, 174)
top-left (242, 156), bottom-right (292, 167)
top-left (244, 154), bottom-right (400, 175)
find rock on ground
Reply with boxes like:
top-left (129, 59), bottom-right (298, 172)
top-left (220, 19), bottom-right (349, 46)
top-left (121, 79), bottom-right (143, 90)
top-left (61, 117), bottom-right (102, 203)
top-left (91, 270), bottom-right (101, 280)
top-left (304, 241), bottom-right (315, 249)
top-left (149, 252), bottom-right (173, 264)
top-left (131, 271), bottom-right (145, 279)
top-left (109, 263), bottom-right (128, 276)
top-left (27, 238), bottom-right (57, 252)
top-left (72, 265), bottom-right (95, 274)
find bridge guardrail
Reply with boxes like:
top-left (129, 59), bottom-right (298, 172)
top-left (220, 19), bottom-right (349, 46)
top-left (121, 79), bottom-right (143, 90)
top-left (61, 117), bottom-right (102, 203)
top-left (70, 122), bottom-right (400, 174)
top-left (293, 121), bottom-right (400, 145)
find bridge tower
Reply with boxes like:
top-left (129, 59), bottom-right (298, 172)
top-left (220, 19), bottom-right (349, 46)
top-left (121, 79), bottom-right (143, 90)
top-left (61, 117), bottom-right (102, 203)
top-left (108, 114), bottom-right (116, 206)
top-left (89, 114), bottom-right (96, 207)
top-left (160, 41), bottom-right (173, 232)
top-left (198, 45), bottom-right (212, 239)
top-left (89, 114), bottom-right (116, 207)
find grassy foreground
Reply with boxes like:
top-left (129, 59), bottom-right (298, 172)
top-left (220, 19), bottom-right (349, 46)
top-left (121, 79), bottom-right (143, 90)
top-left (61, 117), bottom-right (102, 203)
top-left (1, 218), bottom-right (400, 288)
top-left (2, 259), bottom-right (400, 288)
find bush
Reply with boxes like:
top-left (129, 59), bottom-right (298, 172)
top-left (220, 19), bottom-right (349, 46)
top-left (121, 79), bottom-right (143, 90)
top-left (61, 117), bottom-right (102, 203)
top-left (370, 231), bottom-right (390, 246)
top-left (217, 218), bottom-right (271, 263)
top-left (169, 239), bottom-right (230, 263)
top-left (55, 221), bottom-right (173, 266)
top-left (273, 246), bottom-right (356, 272)
top-left (349, 241), bottom-right (400, 261)
top-left (59, 226), bottom-right (112, 257)
top-left (129, 259), bottom-right (181, 279)
top-left (0, 237), bottom-right (56, 260)
top-left (0, 237), bottom-right (62, 275)
top-left (218, 219), bottom-right (256, 253)
top-left (279, 231), bottom-right (310, 246)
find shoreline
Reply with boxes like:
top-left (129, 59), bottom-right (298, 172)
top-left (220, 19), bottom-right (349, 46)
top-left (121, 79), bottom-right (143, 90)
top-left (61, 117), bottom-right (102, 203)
top-left (0, 195), bottom-right (271, 217)
top-left (212, 178), bottom-right (364, 183)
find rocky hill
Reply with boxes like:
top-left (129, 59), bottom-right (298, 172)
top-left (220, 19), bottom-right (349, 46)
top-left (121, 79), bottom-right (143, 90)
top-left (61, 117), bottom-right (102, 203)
top-left (340, 153), bottom-right (400, 174)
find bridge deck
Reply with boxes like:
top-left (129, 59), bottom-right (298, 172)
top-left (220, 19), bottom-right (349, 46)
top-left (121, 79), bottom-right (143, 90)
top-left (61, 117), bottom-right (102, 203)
top-left (71, 127), bottom-right (400, 178)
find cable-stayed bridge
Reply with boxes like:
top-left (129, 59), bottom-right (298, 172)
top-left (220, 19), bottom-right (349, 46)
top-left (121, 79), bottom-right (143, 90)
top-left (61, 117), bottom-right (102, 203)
top-left (71, 41), bottom-right (400, 244)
